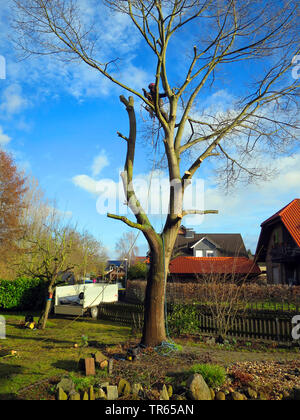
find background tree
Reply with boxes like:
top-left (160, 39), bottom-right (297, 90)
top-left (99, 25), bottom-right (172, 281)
top-left (128, 261), bottom-right (148, 280)
top-left (16, 208), bottom-right (77, 329)
top-left (12, 0), bottom-right (300, 345)
top-left (0, 150), bottom-right (27, 260)
top-left (115, 231), bottom-right (139, 267)
top-left (68, 229), bottom-right (108, 279)
top-left (16, 204), bottom-right (107, 328)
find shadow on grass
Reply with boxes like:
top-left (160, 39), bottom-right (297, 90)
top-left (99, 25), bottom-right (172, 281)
top-left (0, 362), bottom-right (24, 400)
top-left (5, 334), bottom-right (73, 345)
top-left (52, 359), bottom-right (79, 372)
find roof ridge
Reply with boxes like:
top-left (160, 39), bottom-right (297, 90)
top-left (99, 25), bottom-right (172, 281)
top-left (259, 199), bottom-right (300, 248)
top-left (279, 198), bottom-right (300, 216)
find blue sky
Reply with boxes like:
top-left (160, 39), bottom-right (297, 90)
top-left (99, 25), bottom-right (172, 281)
top-left (0, 1), bottom-right (299, 258)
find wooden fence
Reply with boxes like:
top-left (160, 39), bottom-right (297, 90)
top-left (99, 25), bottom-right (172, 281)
top-left (98, 302), bottom-right (299, 343)
top-left (196, 307), bottom-right (295, 342)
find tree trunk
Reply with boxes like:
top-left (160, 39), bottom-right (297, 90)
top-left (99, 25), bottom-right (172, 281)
top-left (38, 282), bottom-right (55, 330)
top-left (141, 246), bottom-right (168, 347)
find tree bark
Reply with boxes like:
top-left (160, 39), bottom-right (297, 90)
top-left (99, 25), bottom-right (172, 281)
top-left (141, 222), bottom-right (180, 347)
top-left (38, 281), bottom-right (56, 330)
top-left (141, 243), bottom-right (167, 347)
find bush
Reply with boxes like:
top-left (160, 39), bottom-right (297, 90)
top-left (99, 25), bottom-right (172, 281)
top-left (128, 262), bottom-right (148, 280)
top-left (167, 304), bottom-right (201, 336)
top-left (189, 363), bottom-right (226, 388)
top-left (0, 277), bottom-right (47, 310)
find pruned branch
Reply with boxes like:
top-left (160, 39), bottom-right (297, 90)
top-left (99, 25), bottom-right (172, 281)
top-left (107, 213), bottom-right (147, 232)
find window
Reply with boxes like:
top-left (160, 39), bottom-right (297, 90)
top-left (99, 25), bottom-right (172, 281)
top-left (273, 230), bottom-right (279, 244)
top-left (195, 250), bottom-right (203, 257)
top-left (206, 250), bottom-right (214, 257)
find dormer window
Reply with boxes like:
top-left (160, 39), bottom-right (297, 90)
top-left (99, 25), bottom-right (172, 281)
top-left (185, 229), bottom-right (194, 238)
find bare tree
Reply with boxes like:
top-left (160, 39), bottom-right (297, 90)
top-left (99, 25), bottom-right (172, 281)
top-left (16, 208), bottom-right (77, 329)
top-left (68, 229), bottom-right (108, 279)
top-left (11, 0), bottom-right (300, 345)
top-left (115, 231), bottom-right (139, 267)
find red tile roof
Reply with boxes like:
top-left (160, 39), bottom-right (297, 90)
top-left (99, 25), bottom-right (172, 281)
top-left (169, 256), bottom-right (261, 275)
top-left (261, 199), bottom-right (300, 248)
top-left (134, 256), bottom-right (150, 264)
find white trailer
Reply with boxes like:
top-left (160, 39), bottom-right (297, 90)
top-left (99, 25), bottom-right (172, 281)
top-left (54, 283), bottom-right (118, 319)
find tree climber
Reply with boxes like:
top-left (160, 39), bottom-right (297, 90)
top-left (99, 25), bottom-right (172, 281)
top-left (142, 83), bottom-right (168, 121)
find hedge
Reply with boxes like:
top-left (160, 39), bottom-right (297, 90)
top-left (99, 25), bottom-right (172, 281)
top-left (0, 277), bottom-right (47, 310)
top-left (126, 280), bottom-right (300, 306)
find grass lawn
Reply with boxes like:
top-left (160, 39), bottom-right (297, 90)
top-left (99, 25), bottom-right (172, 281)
top-left (0, 311), bottom-right (131, 398)
top-left (0, 311), bottom-right (299, 400)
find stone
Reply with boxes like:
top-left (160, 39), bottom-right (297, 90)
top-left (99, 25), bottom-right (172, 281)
top-left (82, 391), bottom-right (89, 400)
top-left (69, 391), bottom-right (81, 401)
top-left (209, 388), bottom-right (215, 400)
top-left (94, 388), bottom-right (107, 400)
top-left (246, 387), bottom-right (257, 399)
top-left (206, 337), bottom-right (215, 345)
top-left (89, 386), bottom-right (95, 401)
top-left (57, 387), bottom-right (68, 401)
top-left (118, 379), bottom-right (131, 397)
top-left (186, 374), bottom-right (212, 400)
top-left (215, 391), bottom-right (226, 401)
top-left (160, 385), bottom-right (170, 400)
top-left (132, 383), bottom-right (143, 397)
top-left (231, 392), bottom-right (245, 401)
top-left (167, 385), bottom-right (173, 398)
top-left (57, 377), bottom-right (75, 394)
top-left (106, 385), bottom-right (118, 400)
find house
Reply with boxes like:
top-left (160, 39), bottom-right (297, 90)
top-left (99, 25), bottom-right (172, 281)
top-left (168, 226), bottom-right (259, 281)
top-left (255, 199), bottom-right (300, 286)
top-left (133, 256), bottom-right (150, 265)
top-left (105, 260), bottom-right (127, 282)
top-left (173, 226), bottom-right (249, 258)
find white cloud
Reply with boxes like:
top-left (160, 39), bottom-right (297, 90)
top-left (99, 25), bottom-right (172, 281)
top-left (0, 84), bottom-right (29, 116)
top-left (73, 174), bottom-right (117, 197)
top-left (91, 150), bottom-right (109, 177)
top-left (0, 126), bottom-right (11, 145)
